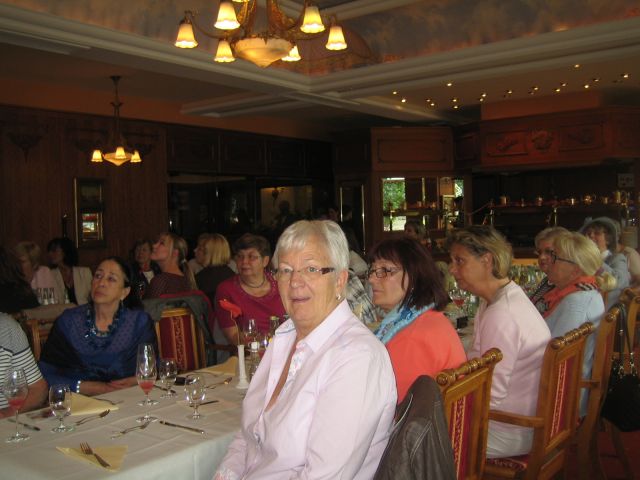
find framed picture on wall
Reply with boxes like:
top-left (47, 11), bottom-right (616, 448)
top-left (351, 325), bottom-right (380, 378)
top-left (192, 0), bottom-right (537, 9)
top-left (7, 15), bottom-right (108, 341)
top-left (74, 178), bottom-right (105, 247)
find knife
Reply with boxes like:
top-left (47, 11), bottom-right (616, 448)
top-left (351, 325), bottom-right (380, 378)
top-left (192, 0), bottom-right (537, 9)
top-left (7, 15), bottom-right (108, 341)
top-left (159, 420), bottom-right (205, 434)
top-left (8, 418), bottom-right (40, 431)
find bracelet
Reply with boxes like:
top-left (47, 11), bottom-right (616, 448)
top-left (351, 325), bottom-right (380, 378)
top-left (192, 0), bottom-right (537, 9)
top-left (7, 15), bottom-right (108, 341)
top-left (76, 380), bottom-right (82, 394)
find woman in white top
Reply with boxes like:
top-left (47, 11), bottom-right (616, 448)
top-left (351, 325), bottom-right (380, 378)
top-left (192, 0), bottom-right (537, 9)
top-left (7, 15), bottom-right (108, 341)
top-left (47, 237), bottom-right (92, 305)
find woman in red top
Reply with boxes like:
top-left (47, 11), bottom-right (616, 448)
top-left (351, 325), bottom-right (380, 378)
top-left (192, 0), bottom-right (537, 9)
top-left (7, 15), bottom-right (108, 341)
top-left (369, 237), bottom-right (466, 403)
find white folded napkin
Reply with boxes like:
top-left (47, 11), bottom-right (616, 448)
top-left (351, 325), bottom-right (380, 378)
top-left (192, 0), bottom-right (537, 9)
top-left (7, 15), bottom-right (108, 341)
top-left (57, 445), bottom-right (127, 471)
top-left (70, 393), bottom-right (119, 416)
top-left (197, 356), bottom-right (237, 376)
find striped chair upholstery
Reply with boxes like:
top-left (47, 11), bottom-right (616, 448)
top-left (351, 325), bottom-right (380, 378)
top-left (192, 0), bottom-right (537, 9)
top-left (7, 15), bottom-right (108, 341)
top-left (436, 348), bottom-right (502, 480)
top-left (484, 322), bottom-right (594, 480)
top-left (155, 307), bottom-right (206, 373)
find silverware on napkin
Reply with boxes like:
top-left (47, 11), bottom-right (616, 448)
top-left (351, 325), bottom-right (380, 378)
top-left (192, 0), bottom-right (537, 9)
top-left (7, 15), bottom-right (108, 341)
top-left (8, 418), bottom-right (40, 431)
top-left (159, 420), bottom-right (205, 434)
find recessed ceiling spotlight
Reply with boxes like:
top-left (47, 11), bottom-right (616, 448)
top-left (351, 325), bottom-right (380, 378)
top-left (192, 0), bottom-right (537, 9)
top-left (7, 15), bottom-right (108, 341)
top-left (622, 73), bottom-right (630, 79)
top-left (401, 98), bottom-right (407, 103)
top-left (452, 98), bottom-right (458, 103)
top-left (574, 64), bottom-right (581, 69)
top-left (446, 82), bottom-right (453, 87)
top-left (426, 98), bottom-right (431, 103)
top-left (561, 82), bottom-right (567, 87)
top-left (528, 90), bottom-right (535, 95)
top-left (453, 105), bottom-right (459, 109)
top-left (430, 102), bottom-right (436, 107)
top-left (532, 86), bottom-right (539, 91)
top-left (506, 89), bottom-right (513, 94)
top-left (392, 91), bottom-right (398, 95)
top-left (584, 84), bottom-right (590, 89)
top-left (555, 88), bottom-right (561, 93)
top-left (592, 78), bottom-right (600, 83)
top-left (479, 97), bottom-right (484, 102)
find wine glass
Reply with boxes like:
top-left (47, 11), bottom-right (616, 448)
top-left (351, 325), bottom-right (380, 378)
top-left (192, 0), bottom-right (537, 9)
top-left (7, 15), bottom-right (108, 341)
top-left (49, 384), bottom-right (74, 433)
top-left (136, 343), bottom-right (158, 423)
top-left (3, 368), bottom-right (29, 442)
top-left (243, 318), bottom-right (257, 348)
top-left (158, 358), bottom-right (178, 399)
top-left (184, 374), bottom-right (205, 420)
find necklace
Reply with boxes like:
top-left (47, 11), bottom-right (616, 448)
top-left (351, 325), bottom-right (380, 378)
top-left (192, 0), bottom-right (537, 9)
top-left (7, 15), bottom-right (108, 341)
top-left (84, 304), bottom-right (123, 350)
top-left (240, 275), bottom-right (267, 289)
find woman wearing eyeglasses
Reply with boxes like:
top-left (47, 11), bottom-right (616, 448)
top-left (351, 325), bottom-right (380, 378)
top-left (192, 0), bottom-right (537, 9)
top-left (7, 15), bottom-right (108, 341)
top-left (538, 231), bottom-right (609, 416)
top-left (446, 225), bottom-right (550, 459)
top-left (215, 220), bottom-right (396, 479)
top-left (213, 233), bottom-right (285, 345)
top-left (368, 237), bottom-right (466, 403)
top-left (529, 226), bottom-right (569, 311)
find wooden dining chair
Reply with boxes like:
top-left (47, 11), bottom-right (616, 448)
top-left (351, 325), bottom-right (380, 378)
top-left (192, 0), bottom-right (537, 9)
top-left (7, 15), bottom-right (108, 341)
top-left (483, 322), bottom-right (594, 480)
top-left (574, 305), bottom-right (619, 480)
top-left (436, 348), bottom-right (503, 480)
top-left (155, 307), bottom-right (206, 372)
top-left (24, 316), bottom-right (57, 361)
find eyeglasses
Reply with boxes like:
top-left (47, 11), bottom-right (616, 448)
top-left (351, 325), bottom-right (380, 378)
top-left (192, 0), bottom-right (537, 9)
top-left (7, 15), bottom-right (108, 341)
top-left (367, 266), bottom-right (401, 278)
top-left (275, 266), bottom-right (335, 281)
top-left (534, 249), bottom-right (575, 265)
top-left (235, 253), bottom-right (262, 262)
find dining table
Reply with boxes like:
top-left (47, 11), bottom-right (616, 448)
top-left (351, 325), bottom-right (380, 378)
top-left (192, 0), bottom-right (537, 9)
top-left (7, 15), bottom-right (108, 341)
top-left (0, 371), bottom-right (244, 479)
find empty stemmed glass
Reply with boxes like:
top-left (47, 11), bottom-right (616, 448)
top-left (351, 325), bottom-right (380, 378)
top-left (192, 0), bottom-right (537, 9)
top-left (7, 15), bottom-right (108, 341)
top-left (184, 374), bottom-right (205, 420)
top-left (3, 368), bottom-right (29, 442)
top-left (136, 343), bottom-right (158, 423)
top-left (243, 318), bottom-right (257, 349)
top-left (49, 384), bottom-right (74, 433)
top-left (158, 358), bottom-right (178, 399)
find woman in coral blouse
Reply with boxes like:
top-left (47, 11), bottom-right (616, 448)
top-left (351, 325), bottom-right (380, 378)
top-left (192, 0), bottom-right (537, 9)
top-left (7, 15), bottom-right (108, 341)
top-left (369, 237), bottom-right (466, 403)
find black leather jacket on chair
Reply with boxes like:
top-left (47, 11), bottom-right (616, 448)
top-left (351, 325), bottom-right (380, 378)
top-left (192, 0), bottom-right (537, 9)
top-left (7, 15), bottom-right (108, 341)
top-left (374, 375), bottom-right (456, 480)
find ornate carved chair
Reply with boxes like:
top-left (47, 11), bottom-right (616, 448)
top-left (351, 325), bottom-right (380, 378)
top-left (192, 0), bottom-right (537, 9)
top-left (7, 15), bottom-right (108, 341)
top-left (483, 323), bottom-right (594, 480)
top-left (155, 307), bottom-right (206, 372)
top-left (575, 305), bottom-right (618, 479)
top-left (436, 348), bottom-right (503, 480)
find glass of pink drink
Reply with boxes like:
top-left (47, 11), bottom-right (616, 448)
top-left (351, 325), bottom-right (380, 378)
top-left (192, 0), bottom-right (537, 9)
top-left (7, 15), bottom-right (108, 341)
top-left (136, 343), bottom-right (158, 423)
top-left (3, 368), bottom-right (29, 442)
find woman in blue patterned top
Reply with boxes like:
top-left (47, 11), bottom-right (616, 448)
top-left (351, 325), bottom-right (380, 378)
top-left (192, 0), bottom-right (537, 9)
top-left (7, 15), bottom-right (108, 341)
top-left (39, 257), bottom-right (156, 396)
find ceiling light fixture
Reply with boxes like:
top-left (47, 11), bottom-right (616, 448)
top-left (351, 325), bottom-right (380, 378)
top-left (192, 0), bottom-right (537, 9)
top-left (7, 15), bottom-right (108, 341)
top-left (175, 1), bottom-right (347, 68)
top-left (91, 76), bottom-right (141, 167)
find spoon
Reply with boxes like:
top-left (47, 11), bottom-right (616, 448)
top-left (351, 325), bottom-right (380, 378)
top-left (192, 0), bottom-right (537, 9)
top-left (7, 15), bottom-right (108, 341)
top-left (74, 409), bottom-right (110, 426)
top-left (111, 421), bottom-right (151, 438)
top-left (206, 377), bottom-right (233, 389)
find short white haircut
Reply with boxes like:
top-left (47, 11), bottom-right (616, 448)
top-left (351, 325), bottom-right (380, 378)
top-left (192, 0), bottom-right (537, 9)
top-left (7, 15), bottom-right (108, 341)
top-left (273, 220), bottom-right (349, 273)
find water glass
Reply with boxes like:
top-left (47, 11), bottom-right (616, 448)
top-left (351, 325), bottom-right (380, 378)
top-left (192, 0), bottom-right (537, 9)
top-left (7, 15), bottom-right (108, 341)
top-left (49, 384), bottom-right (74, 433)
top-left (158, 358), bottom-right (178, 398)
top-left (136, 343), bottom-right (158, 423)
top-left (184, 374), bottom-right (205, 420)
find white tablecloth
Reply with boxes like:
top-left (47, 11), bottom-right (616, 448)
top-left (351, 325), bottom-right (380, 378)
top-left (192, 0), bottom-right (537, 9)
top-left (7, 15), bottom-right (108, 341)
top-left (0, 376), bottom-right (244, 479)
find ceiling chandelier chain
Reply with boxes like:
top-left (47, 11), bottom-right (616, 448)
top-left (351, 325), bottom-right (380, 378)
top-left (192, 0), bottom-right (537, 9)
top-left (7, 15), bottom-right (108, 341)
top-left (175, 0), bottom-right (347, 68)
top-left (91, 76), bottom-right (141, 166)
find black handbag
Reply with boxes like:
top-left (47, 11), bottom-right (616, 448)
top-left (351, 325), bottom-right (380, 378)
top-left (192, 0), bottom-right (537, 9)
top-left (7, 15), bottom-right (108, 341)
top-left (600, 306), bottom-right (640, 432)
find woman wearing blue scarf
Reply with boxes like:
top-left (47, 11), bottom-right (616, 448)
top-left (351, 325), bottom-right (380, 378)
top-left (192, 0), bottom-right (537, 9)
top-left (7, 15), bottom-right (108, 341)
top-left (370, 237), bottom-right (466, 403)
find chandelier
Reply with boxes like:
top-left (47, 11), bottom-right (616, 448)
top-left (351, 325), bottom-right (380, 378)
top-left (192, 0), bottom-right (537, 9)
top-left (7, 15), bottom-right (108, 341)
top-left (175, 1), bottom-right (348, 68)
top-left (91, 76), bottom-right (141, 166)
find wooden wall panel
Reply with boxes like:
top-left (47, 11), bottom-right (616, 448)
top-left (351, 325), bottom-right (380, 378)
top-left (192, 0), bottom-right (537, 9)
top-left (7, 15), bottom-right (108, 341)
top-left (0, 105), bottom-right (168, 270)
top-left (371, 127), bottom-right (453, 172)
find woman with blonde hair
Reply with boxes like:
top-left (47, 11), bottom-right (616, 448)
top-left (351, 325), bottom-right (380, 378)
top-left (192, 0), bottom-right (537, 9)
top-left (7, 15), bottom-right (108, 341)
top-left (446, 225), bottom-right (550, 459)
top-left (15, 241), bottom-right (60, 302)
top-left (195, 234), bottom-right (235, 306)
top-left (144, 232), bottom-right (196, 298)
top-left (538, 231), bottom-right (606, 415)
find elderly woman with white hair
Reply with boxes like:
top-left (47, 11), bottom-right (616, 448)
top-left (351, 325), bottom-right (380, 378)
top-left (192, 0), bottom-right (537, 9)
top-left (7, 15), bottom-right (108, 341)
top-left (538, 231), bottom-right (606, 416)
top-left (215, 220), bottom-right (397, 480)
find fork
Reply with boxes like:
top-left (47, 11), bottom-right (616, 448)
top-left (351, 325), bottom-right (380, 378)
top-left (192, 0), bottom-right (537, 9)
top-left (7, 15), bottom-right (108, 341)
top-left (206, 377), bottom-right (233, 389)
top-left (74, 409), bottom-right (110, 426)
top-left (80, 442), bottom-right (111, 468)
top-left (94, 398), bottom-right (123, 406)
top-left (110, 421), bottom-right (151, 438)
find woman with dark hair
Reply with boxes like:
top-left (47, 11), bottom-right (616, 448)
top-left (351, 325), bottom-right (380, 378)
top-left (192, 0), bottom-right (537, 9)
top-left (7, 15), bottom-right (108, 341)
top-left (39, 256), bottom-right (155, 396)
top-left (47, 237), bottom-right (92, 304)
top-left (368, 237), bottom-right (466, 403)
top-left (129, 238), bottom-right (161, 300)
top-left (144, 232), bottom-right (197, 299)
top-left (214, 233), bottom-right (285, 345)
top-left (0, 246), bottom-right (39, 314)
